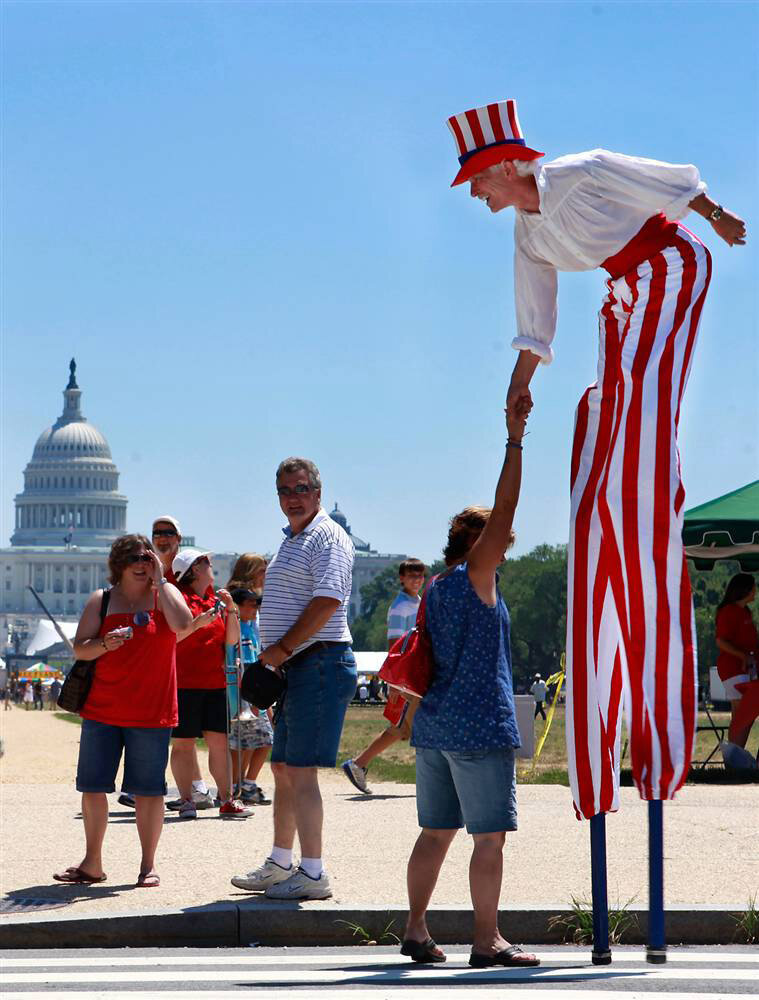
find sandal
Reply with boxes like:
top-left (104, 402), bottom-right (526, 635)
top-left (469, 944), bottom-right (540, 968)
top-left (136, 871), bottom-right (160, 888)
top-left (400, 937), bottom-right (446, 963)
top-left (53, 866), bottom-right (107, 885)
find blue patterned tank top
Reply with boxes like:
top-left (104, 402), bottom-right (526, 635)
top-left (411, 563), bottom-right (521, 752)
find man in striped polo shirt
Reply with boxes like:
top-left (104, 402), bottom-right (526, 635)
top-left (230, 457), bottom-right (357, 901)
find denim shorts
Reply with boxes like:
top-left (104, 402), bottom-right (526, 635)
top-left (76, 718), bottom-right (171, 796)
top-left (271, 643), bottom-right (357, 767)
top-left (415, 746), bottom-right (518, 834)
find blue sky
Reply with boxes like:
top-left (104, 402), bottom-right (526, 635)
top-left (2, 1), bottom-right (756, 564)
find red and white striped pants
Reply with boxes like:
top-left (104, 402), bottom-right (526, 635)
top-left (566, 225), bottom-right (712, 820)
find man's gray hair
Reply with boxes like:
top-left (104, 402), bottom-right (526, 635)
top-left (276, 457), bottom-right (322, 491)
top-left (484, 158), bottom-right (541, 178)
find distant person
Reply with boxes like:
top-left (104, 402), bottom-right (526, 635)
top-left (1, 680), bottom-right (10, 711)
top-left (401, 398), bottom-right (538, 969)
top-left (171, 548), bottom-right (252, 820)
top-left (530, 674), bottom-right (547, 721)
top-left (342, 559), bottom-right (427, 794)
top-left (716, 573), bottom-right (757, 750)
top-left (152, 516), bottom-right (214, 815)
top-left (53, 534), bottom-right (192, 888)
top-left (33, 680), bottom-right (44, 710)
top-left (231, 456), bottom-right (356, 900)
top-left (23, 683), bottom-right (33, 710)
top-left (49, 678), bottom-right (62, 708)
top-left (226, 587), bottom-right (273, 805)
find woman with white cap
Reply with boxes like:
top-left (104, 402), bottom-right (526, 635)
top-left (171, 548), bottom-right (251, 820)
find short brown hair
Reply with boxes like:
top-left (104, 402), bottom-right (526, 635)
top-left (108, 534), bottom-right (154, 585)
top-left (442, 506), bottom-right (516, 565)
top-left (399, 558), bottom-right (426, 576)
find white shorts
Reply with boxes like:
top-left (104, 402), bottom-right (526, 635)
top-left (722, 674), bottom-right (749, 700)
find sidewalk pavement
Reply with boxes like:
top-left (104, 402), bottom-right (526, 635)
top-left (1, 707), bottom-right (757, 947)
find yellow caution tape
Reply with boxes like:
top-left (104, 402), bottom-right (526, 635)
top-left (533, 652), bottom-right (566, 764)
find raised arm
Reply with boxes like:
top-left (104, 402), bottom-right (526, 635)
top-left (148, 550), bottom-right (193, 634)
top-left (467, 398), bottom-right (530, 605)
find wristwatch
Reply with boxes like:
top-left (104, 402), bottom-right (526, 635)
top-left (156, 577), bottom-right (168, 587)
top-left (709, 204), bottom-right (724, 222)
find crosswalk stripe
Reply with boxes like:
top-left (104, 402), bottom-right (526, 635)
top-left (2, 949), bottom-right (756, 968)
top-left (4, 992), bottom-right (759, 1000)
top-left (2, 965), bottom-right (757, 985)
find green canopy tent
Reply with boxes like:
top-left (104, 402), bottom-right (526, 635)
top-left (683, 480), bottom-right (759, 571)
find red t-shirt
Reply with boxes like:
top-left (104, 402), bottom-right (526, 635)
top-left (716, 603), bottom-right (758, 681)
top-left (175, 587), bottom-right (226, 690)
top-left (81, 606), bottom-right (178, 728)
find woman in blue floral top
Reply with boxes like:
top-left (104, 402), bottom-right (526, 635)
top-left (400, 397), bottom-right (539, 970)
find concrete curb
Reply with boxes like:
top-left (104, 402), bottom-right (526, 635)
top-left (0, 903), bottom-right (746, 949)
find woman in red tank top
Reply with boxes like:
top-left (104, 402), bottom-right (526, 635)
top-left (53, 535), bottom-right (192, 889)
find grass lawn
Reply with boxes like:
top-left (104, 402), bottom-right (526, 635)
top-left (337, 704), bottom-right (759, 786)
top-left (54, 704), bottom-right (758, 787)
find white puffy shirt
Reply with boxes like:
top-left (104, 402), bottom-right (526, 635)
top-left (512, 149), bottom-right (707, 363)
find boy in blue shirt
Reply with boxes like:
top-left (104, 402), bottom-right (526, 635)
top-left (227, 588), bottom-right (274, 805)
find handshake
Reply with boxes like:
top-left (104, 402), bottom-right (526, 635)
top-left (505, 382), bottom-right (532, 440)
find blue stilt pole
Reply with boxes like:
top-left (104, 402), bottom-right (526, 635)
top-left (647, 799), bottom-right (667, 963)
top-left (590, 813), bottom-right (611, 965)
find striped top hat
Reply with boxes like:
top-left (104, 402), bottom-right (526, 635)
top-left (447, 99), bottom-right (543, 187)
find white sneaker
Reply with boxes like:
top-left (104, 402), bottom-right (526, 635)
top-left (230, 858), bottom-right (293, 891)
top-left (342, 759), bottom-right (371, 794)
top-left (192, 790), bottom-right (215, 809)
top-left (264, 866), bottom-right (332, 900)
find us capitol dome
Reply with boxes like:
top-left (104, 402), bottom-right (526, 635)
top-left (11, 359), bottom-right (127, 547)
top-left (1, 360), bottom-right (127, 634)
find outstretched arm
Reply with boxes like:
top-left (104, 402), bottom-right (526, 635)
top-left (467, 398), bottom-right (530, 605)
top-left (688, 193), bottom-right (746, 247)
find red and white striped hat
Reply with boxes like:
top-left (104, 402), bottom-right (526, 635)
top-left (447, 99), bottom-right (543, 187)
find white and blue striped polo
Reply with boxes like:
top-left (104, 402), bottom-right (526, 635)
top-left (259, 509), bottom-right (354, 653)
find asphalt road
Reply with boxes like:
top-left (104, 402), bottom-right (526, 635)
top-left (1, 945), bottom-right (757, 996)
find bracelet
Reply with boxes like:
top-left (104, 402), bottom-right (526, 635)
top-left (279, 639), bottom-right (294, 657)
top-left (507, 439), bottom-right (523, 450)
top-left (226, 608), bottom-right (240, 617)
top-left (156, 577), bottom-right (168, 587)
top-left (709, 204), bottom-right (724, 222)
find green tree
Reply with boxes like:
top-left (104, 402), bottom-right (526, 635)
top-left (499, 544), bottom-right (568, 690)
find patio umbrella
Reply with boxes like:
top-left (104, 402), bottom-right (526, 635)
top-left (683, 480), bottom-right (759, 571)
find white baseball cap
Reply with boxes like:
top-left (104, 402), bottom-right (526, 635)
top-left (153, 515), bottom-right (182, 536)
top-left (172, 547), bottom-right (212, 581)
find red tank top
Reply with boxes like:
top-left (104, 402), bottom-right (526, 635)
top-left (81, 604), bottom-right (178, 728)
top-left (175, 588), bottom-right (227, 690)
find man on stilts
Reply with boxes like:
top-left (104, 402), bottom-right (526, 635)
top-left (446, 98), bottom-right (746, 962)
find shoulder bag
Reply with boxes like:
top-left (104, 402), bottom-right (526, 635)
top-left (378, 575), bottom-right (438, 707)
top-left (57, 589), bottom-right (112, 713)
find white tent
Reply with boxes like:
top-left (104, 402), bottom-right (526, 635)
top-left (25, 619), bottom-right (77, 656)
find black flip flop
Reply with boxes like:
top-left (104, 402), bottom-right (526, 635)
top-left (469, 944), bottom-right (540, 968)
top-left (400, 937), bottom-right (447, 963)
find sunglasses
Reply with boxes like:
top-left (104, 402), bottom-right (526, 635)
top-left (276, 484), bottom-right (313, 497)
top-left (134, 611), bottom-right (151, 626)
top-left (152, 528), bottom-right (178, 538)
top-left (126, 553), bottom-right (152, 565)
